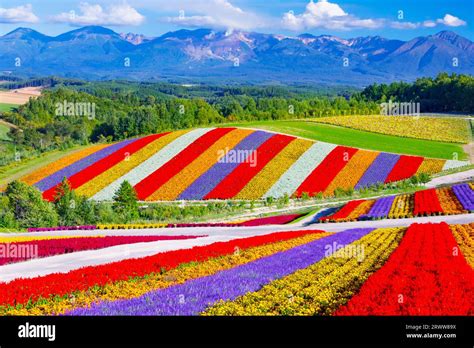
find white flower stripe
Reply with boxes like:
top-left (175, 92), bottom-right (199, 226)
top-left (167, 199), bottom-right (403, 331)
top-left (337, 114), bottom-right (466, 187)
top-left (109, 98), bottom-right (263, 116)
top-left (263, 142), bottom-right (336, 198)
top-left (92, 128), bottom-right (213, 201)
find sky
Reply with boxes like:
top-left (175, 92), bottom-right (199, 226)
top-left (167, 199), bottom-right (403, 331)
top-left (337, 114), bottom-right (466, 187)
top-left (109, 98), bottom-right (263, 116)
top-left (0, 0), bottom-right (473, 40)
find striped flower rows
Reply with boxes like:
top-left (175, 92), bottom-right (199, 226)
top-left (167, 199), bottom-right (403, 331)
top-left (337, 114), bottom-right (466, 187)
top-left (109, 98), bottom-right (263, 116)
top-left (2, 222), bottom-right (472, 316)
top-left (17, 128), bottom-right (467, 202)
top-left (0, 235), bottom-right (202, 265)
top-left (317, 183), bottom-right (472, 223)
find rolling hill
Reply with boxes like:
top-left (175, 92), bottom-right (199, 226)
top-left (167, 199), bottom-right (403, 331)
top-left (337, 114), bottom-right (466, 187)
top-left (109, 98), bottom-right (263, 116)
top-left (15, 127), bottom-right (469, 202)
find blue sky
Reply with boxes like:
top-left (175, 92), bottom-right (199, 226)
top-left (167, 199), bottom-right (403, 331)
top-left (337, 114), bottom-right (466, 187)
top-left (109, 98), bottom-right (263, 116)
top-left (1, 0), bottom-right (473, 40)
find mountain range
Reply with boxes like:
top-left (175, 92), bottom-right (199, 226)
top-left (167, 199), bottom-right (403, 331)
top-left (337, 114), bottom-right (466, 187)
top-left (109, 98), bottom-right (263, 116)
top-left (0, 26), bottom-right (473, 85)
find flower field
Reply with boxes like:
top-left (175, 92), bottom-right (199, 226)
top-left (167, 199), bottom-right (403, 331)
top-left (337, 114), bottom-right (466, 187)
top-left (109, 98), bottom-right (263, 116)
top-left (1, 222), bottom-right (471, 316)
top-left (0, 235), bottom-right (202, 265)
top-left (311, 116), bottom-right (471, 143)
top-left (318, 183), bottom-right (473, 222)
top-left (14, 128), bottom-right (467, 201)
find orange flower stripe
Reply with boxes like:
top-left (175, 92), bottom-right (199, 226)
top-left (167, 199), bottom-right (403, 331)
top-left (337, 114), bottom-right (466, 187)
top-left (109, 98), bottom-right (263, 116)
top-left (324, 150), bottom-right (379, 196)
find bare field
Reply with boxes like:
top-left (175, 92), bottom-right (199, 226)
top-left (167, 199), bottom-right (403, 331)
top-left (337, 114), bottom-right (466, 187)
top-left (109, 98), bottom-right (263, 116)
top-left (0, 87), bottom-right (42, 105)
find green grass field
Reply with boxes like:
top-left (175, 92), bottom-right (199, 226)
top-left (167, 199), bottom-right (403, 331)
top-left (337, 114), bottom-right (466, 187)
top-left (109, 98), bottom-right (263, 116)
top-left (0, 123), bottom-right (10, 141)
top-left (0, 103), bottom-right (17, 112)
top-left (222, 120), bottom-right (467, 160)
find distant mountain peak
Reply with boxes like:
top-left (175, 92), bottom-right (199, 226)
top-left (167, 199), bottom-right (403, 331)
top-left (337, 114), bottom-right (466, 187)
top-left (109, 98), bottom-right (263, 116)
top-left (0, 26), bottom-right (473, 84)
top-left (120, 32), bottom-right (153, 45)
top-left (3, 27), bottom-right (50, 41)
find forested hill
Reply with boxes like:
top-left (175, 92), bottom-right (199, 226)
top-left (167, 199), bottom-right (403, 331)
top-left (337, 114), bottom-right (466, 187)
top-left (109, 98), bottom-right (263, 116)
top-left (0, 73), bottom-right (472, 168)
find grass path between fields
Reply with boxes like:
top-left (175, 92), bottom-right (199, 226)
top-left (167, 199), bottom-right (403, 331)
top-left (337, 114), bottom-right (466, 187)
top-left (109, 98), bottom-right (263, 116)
top-left (221, 120), bottom-right (467, 160)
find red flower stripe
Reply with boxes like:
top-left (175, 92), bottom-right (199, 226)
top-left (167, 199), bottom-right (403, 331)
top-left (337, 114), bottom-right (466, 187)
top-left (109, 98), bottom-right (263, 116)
top-left (413, 188), bottom-right (443, 216)
top-left (134, 128), bottom-right (234, 200)
top-left (319, 200), bottom-right (365, 222)
top-left (295, 146), bottom-right (358, 197)
top-left (0, 230), bottom-right (324, 307)
top-left (239, 214), bottom-right (303, 226)
top-left (0, 235), bottom-right (202, 266)
top-left (43, 133), bottom-right (166, 201)
top-left (336, 223), bottom-right (474, 315)
top-left (204, 134), bottom-right (295, 199)
top-left (384, 155), bottom-right (424, 183)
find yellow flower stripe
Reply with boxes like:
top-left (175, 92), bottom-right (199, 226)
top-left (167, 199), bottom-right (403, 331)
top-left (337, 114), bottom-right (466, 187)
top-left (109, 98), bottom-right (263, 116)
top-left (147, 129), bottom-right (253, 201)
top-left (2, 232), bottom-right (332, 315)
top-left (312, 116), bottom-right (470, 143)
top-left (20, 144), bottom-right (110, 186)
top-left (235, 138), bottom-right (313, 200)
top-left (0, 235), bottom-right (103, 243)
top-left (97, 223), bottom-right (167, 230)
top-left (416, 158), bottom-right (446, 175)
top-left (436, 187), bottom-right (466, 215)
top-left (346, 200), bottom-right (375, 221)
top-left (469, 183), bottom-right (474, 190)
top-left (75, 131), bottom-right (189, 197)
top-left (324, 150), bottom-right (379, 196)
top-left (203, 227), bottom-right (405, 316)
top-left (388, 194), bottom-right (413, 218)
top-left (450, 223), bottom-right (474, 268)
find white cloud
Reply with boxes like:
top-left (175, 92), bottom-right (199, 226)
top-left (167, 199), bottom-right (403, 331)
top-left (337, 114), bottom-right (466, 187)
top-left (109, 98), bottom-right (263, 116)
top-left (52, 2), bottom-right (145, 26)
top-left (436, 14), bottom-right (466, 27)
top-left (391, 14), bottom-right (467, 30)
top-left (282, 0), bottom-right (383, 31)
top-left (0, 4), bottom-right (38, 23)
top-left (165, 0), bottom-right (269, 31)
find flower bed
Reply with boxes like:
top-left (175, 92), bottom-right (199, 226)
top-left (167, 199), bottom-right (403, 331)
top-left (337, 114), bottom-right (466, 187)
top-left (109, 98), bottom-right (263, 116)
top-left (0, 230), bottom-right (322, 308)
top-left (28, 225), bottom-right (97, 232)
top-left (335, 223), bottom-right (474, 315)
top-left (0, 235), bottom-right (203, 265)
top-left (18, 128), bottom-right (456, 202)
top-left (4, 232), bottom-right (331, 315)
top-left (67, 228), bottom-right (372, 315)
top-left (313, 183), bottom-right (472, 223)
top-left (204, 134), bottom-right (294, 199)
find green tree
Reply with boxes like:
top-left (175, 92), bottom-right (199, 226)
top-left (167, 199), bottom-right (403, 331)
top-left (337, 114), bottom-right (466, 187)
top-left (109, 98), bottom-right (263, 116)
top-left (113, 181), bottom-right (139, 222)
top-left (53, 177), bottom-right (80, 226)
top-left (5, 181), bottom-right (58, 228)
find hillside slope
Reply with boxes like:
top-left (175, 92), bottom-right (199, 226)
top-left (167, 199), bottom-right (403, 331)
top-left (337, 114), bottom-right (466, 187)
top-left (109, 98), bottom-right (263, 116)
top-left (14, 128), bottom-right (469, 202)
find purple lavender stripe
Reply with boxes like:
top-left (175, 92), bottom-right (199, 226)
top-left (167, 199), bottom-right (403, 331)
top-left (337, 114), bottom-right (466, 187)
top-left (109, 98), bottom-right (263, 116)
top-left (67, 228), bottom-right (374, 316)
top-left (452, 184), bottom-right (474, 211)
top-left (360, 195), bottom-right (396, 219)
top-left (177, 131), bottom-right (274, 200)
top-left (355, 153), bottom-right (400, 190)
top-left (34, 138), bottom-right (137, 192)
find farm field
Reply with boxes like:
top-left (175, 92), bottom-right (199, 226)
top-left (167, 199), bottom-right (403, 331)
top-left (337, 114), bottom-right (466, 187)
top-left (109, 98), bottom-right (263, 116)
top-left (317, 182), bottom-right (474, 222)
top-left (0, 144), bottom-right (94, 190)
top-left (1, 221), bottom-right (472, 316)
top-left (0, 87), bottom-right (42, 105)
top-left (221, 120), bottom-right (468, 160)
top-left (11, 127), bottom-right (469, 202)
top-left (0, 103), bottom-right (16, 112)
top-left (311, 116), bottom-right (471, 143)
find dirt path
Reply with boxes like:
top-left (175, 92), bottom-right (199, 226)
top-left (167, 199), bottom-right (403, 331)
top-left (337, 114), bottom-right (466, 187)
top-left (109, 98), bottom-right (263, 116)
top-left (463, 142), bottom-right (474, 163)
